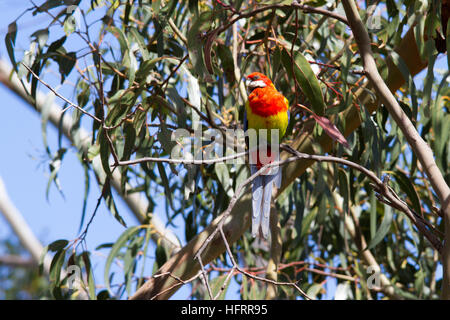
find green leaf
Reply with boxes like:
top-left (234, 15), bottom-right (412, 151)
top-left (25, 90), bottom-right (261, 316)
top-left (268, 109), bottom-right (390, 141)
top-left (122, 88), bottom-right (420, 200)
top-left (45, 148), bottom-right (67, 200)
top-left (157, 162), bottom-right (174, 210)
top-left (388, 50), bottom-right (413, 84)
top-left (108, 26), bottom-right (128, 56)
top-left (78, 159), bottom-right (90, 233)
top-left (215, 163), bottom-right (234, 198)
top-left (249, 281), bottom-right (265, 299)
top-left (47, 35), bottom-right (67, 54)
top-left (301, 207), bottom-right (317, 238)
top-left (241, 275), bottom-right (248, 300)
top-left (369, 191), bottom-right (377, 240)
top-left (217, 44), bottom-right (235, 84)
top-left (48, 239), bottom-right (69, 252)
top-left (97, 290), bottom-right (110, 300)
top-left (152, 0), bottom-right (162, 15)
top-left (155, 243), bottom-right (168, 268)
top-left (82, 251), bottom-right (96, 300)
top-left (338, 168), bottom-right (349, 214)
top-left (108, 90), bottom-right (135, 112)
top-left (281, 48), bottom-right (325, 115)
top-left (129, 27), bottom-right (150, 61)
top-left (49, 249), bottom-right (66, 285)
top-left (41, 91), bottom-right (55, 157)
top-left (87, 143), bottom-right (100, 161)
top-left (365, 204), bottom-right (393, 251)
top-left (77, 81), bottom-right (90, 108)
top-left (188, 0), bottom-right (199, 16)
top-left (306, 283), bottom-right (322, 299)
top-left (5, 22), bottom-right (17, 71)
top-left (386, 0), bottom-right (399, 17)
top-left (186, 11), bottom-right (212, 77)
top-left (271, 45), bottom-right (282, 77)
top-left (102, 178), bottom-right (127, 227)
top-left (421, 53), bottom-right (437, 117)
top-left (98, 129), bottom-right (112, 177)
top-left (122, 122), bottom-right (136, 161)
top-left (157, 122), bottom-right (176, 155)
top-left (55, 50), bottom-right (77, 84)
top-left (124, 48), bottom-right (137, 86)
top-left (104, 226), bottom-right (141, 294)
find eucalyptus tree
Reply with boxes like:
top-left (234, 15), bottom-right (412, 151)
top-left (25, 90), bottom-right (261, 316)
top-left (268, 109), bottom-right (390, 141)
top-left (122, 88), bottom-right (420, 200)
top-left (3, 0), bottom-right (449, 300)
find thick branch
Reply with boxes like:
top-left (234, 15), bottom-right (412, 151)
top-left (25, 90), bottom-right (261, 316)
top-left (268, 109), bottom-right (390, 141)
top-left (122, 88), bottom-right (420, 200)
top-left (0, 177), bottom-right (50, 270)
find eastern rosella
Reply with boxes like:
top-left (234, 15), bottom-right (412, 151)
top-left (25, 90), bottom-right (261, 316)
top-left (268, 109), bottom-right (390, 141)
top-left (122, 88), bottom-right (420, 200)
top-left (245, 72), bottom-right (289, 238)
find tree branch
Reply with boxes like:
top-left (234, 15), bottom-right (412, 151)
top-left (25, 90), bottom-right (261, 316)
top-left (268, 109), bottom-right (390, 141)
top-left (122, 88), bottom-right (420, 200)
top-left (0, 177), bottom-right (50, 270)
top-left (0, 255), bottom-right (36, 268)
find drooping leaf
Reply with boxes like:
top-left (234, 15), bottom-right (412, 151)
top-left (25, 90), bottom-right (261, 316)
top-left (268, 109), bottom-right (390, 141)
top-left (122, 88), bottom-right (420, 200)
top-left (311, 113), bottom-right (350, 148)
top-left (104, 226), bottom-right (141, 294)
top-left (49, 249), bottom-right (66, 285)
top-left (48, 239), bottom-right (69, 252)
top-left (81, 251), bottom-right (96, 300)
top-left (281, 48), bottom-right (326, 116)
top-left (5, 22), bottom-right (18, 71)
top-left (157, 162), bottom-right (174, 210)
top-left (365, 204), bottom-right (393, 251)
top-left (215, 162), bottom-right (234, 198)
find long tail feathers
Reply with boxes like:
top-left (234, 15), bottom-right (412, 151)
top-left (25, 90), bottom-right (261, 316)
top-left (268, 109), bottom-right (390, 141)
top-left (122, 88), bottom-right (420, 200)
top-left (261, 174), bottom-right (276, 238)
top-left (251, 165), bottom-right (282, 238)
top-left (251, 165), bottom-right (263, 237)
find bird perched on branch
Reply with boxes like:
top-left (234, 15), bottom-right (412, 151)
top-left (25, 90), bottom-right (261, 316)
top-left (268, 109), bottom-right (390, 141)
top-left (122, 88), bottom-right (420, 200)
top-left (244, 72), bottom-right (289, 238)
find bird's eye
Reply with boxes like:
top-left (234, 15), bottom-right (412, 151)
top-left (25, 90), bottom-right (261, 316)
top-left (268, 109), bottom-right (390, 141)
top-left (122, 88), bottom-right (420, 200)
top-left (253, 75), bottom-right (260, 80)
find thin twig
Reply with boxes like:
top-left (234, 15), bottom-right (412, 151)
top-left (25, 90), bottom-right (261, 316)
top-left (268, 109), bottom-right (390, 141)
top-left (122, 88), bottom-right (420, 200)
top-left (197, 255), bottom-right (214, 300)
top-left (22, 63), bottom-right (102, 123)
top-left (168, 18), bottom-right (188, 46)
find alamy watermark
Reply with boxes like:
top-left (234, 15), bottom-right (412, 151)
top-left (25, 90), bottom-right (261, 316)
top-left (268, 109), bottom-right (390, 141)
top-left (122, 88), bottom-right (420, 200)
top-left (66, 5), bottom-right (82, 31)
top-left (366, 265), bottom-right (381, 290)
top-left (366, 4), bottom-right (383, 32)
top-left (67, 264), bottom-right (82, 290)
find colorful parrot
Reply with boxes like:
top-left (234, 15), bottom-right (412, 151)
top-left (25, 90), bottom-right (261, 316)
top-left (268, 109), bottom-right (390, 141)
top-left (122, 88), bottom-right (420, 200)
top-left (244, 72), bottom-right (289, 238)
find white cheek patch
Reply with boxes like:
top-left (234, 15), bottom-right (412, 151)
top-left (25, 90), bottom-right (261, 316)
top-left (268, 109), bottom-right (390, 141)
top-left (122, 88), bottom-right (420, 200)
top-left (248, 80), bottom-right (267, 89)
